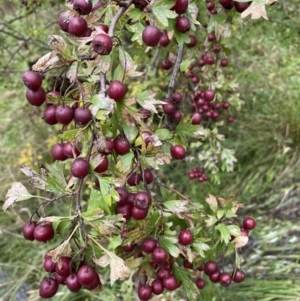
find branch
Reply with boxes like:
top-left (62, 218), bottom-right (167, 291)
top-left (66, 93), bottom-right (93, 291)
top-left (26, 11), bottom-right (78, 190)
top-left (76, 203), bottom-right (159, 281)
top-left (167, 43), bottom-right (185, 97)
top-left (108, 0), bottom-right (134, 37)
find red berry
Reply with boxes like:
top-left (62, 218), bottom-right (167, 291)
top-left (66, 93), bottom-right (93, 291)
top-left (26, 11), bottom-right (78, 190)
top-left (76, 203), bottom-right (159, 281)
top-left (196, 277), bottom-right (206, 289)
top-left (243, 217), bottom-right (256, 230)
top-left (170, 145), bottom-right (186, 160)
top-left (22, 221), bottom-right (37, 241)
top-left (204, 261), bottom-right (218, 275)
top-left (141, 238), bottom-right (158, 253)
top-left (232, 269), bottom-right (245, 283)
top-left (71, 158), bottom-right (90, 178)
top-left (138, 284), bottom-right (152, 301)
top-left (114, 136), bottom-right (130, 155)
top-left (142, 25), bottom-right (161, 47)
top-left (68, 16), bottom-right (88, 36)
top-left (22, 71), bottom-right (42, 91)
top-left (33, 222), bottom-right (54, 242)
top-left (178, 229), bottom-right (193, 246)
top-left (107, 80), bottom-right (127, 101)
top-left (152, 247), bottom-right (168, 264)
top-left (162, 275), bottom-right (178, 291)
top-left (26, 87), bottom-right (46, 106)
top-left (151, 279), bottom-right (164, 295)
top-left (39, 277), bottom-right (59, 298)
top-left (92, 33), bottom-right (113, 55)
top-left (219, 272), bottom-right (232, 287)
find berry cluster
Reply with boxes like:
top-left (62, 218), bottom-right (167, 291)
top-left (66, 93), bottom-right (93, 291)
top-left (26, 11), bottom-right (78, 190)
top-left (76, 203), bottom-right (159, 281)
top-left (10, 0), bottom-right (269, 299)
top-left (188, 167), bottom-right (209, 183)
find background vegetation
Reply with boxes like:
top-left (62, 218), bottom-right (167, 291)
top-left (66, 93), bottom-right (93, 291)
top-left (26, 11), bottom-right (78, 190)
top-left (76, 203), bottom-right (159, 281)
top-left (1, 0), bottom-right (300, 300)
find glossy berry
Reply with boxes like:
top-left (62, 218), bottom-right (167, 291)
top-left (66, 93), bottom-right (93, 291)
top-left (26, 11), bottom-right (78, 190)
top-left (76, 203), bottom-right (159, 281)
top-left (26, 87), bottom-right (46, 106)
top-left (77, 265), bottom-right (98, 287)
top-left (22, 71), bottom-right (42, 91)
top-left (192, 113), bottom-right (202, 125)
top-left (135, 191), bottom-right (151, 209)
top-left (161, 59), bottom-right (172, 70)
top-left (176, 16), bottom-right (190, 33)
top-left (114, 136), bottom-right (130, 155)
top-left (203, 90), bottom-right (215, 102)
top-left (243, 217), bottom-right (256, 230)
top-left (33, 222), bottom-right (54, 242)
top-left (107, 80), bottom-right (127, 101)
top-left (173, 0), bottom-right (189, 14)
top-left (163, 101), bottom-right (176, 115)
top-left (142, 25), bottom-right (161, 47)
top-left (52, 143), bottom-right (67, 161)
top-left (56, 256), bottom-right (73, 277)
top-left (84, 273), bottom-right (100, 290)
top-left (141, 238), bottom-right (157, 253)
top-left (172, 92), bottom-right (182, 103)
top-left (73, 0), bottom-right (93, 15)
top-left (170, 145), bottom-right (186, 160)
top-left (115, 187), bottom-right (128, 203)
top-left (196, 278), bottom-right (206, 289)
top-left (55, 273), bottom-right (67, 285)
top-left (63, 142), bottom-right (80, 158)
top-left (232, 269), bottom-right (245, 283)
top-left (227, 115), bottom-right (234, 123)
top-left (171, 110), bottom-right (182, 122)
top-left (178, 229), bottom-right (193, 245)
top-left (138, 284), bottom-right (152, 301)
top-left (43, 106), bottom-right (58, 125)
top-left (131, 206), bottom-right (148, 220)
top-left (126, 192), bottom-right (136, 206)
top-left (209, 271), bottom-right (220, 283)
top-left (151, 279), bottom-right (164, 295)
top-left (187, 35), bottom-right (197, 48)
top-left (208, 32), bottom-right (216, 42)
top-left (39, 277), bottom-right (59, 299)
top-left (43, 255), bottom-right (57, 273)
top-left (221, 58), bottom-right (228, 67)
top-left (162, 275), bottom-right (178, 291)
top-left (115, 203), bottom-right (132, 220)
top-left (152, 247), bottom-right (168, 264)
top-left (22, 221), bottom-right (37, 241)
top-left (127, 172), bottom-right (141, 186)
top-left (99, 138), bottom-right (115, 155)
top-left (92, 33), bottom-right (113, 55)
top-left (223, 102), bottom-right (230, 109)
top-left (157, 267), bottom-right (171, 279)
top-left (159, 30), bottom-right (170, 47)
top-left (142, 169), bottom-right (154, 184)
top-left (55, 105), bottom-right (74, 125)
top-left (58, 11), bottom-right (70, 32)
top-left (206, 2), bottom-right (215, 11)
top-left (183, 260), bottom-right (193, 269)
top-left (68, 17), bottom-right (87, 36)
top-left (71, 158), bottom-right (90, 178)
top-left (94, 156), bottom-right (109, 173)
top-left (234, 1), bottom-right (250, 13)
top-left (74, 107), bottom-right (92, 126)
top-left (213, 45), bottom-right (221, 53)
top-left (66, 273), bottom-right (82, 292)
top-left (204, 261), bottom-right (218, 275)
top-left (219, 272), bottom-right (232, 287)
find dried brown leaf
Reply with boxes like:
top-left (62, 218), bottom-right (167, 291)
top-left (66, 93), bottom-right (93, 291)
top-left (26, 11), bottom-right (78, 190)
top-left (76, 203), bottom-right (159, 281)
top-left (232, 235), bottom-right (249, 248)
top-left (205, 194), bottom-right (218, 208)
top-left (20, 165), bottom-right (47, 190)
top-left (3, 182), bottom-right (33, 211)
top-left (48, 35), bottom-right (67, 52)
top-left (241, 3), bottom-right (268, 20)
top-left (32, 51), bottom-right (60, 72)
top-left (47, 241), bottom-right (72, 263)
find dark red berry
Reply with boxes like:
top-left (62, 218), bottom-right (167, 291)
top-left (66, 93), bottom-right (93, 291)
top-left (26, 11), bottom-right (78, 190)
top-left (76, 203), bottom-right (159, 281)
top-left (71, 158), bottom-right (90, 178)
top-left (77, 265), bottom-right (98, 287)
top-left (74, 107), bottom-right (93, 126)
top-left (141, 238), bottom-right (157, 253)
top-left (232, 269), bottom-right (245, 283)
top-left (66, 273), bottom-right (82, 292)
top-left (196, 277), bottom-right (206, 289)
top-left (243, 217), bottom-right (256, 230)
top-left (138, 284), bottom-right (152, 301)
top-left (107, 80), bottom-right (127, 101)
top-left (173, 0), bottom-right (189, 14)
top-left (114, 136), bottom-right (130, 155)
top-left (55, 105), bottom-right (74, 125)
top-left (162, 275), bottom-right (178, 291)
top-left (151, 279), bottom-right (164, 295)
top-left (22, 221), bottom-right (37, 241)
top-left (43, 106), bottom-right (58, 125)
top-left (152, 247), bottom-right (168, 264)
top-left (73, 0), bottom-right (93, 15)
top-left (92, 33), bottom-right (113, 55)
top-left (39, 277), bottom-right (59, 298)
top-left (94, 156), bottom-right (109, 173)
top-left (131, 206), bottom-right (148, 220)
top-left (170, 145), bottom-right (186, 160)
top-left (142, 25), bottom-right (161, 47)
top-left (219, 272), bottom-right (232, 287)
top-left (33, 222), bottom-right (54, 242)
top-left (22, 71), bottom-right (42, 91)
top-left (26, 87), bottom-right (46, 106)
top-left (176, 16), bottom-right (190, 33)
top-left (178, 229), bottom-right (193, 245)
top-left (68, 16), bottom-right (87, 36)
top-left (204, 261), bottom-right (218, 275)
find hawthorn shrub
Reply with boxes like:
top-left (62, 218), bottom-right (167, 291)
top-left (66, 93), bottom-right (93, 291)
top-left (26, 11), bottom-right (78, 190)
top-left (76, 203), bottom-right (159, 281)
top-left (4, 0), bottom-right (276, 300)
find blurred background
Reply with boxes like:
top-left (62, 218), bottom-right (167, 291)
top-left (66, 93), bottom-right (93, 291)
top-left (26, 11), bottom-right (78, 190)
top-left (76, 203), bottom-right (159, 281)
top-left (1, 0), bottom-right (300, 300)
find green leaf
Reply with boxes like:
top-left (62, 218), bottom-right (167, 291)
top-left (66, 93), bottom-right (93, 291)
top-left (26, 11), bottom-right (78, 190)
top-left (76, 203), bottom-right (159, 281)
top-left (155, 129), bottom-right (172, 140)
top-left (180, 59), bottom-right (191, 73)
top-left (45, 161), bottom-right (67, 193)
top-left (127, 7), bottom-right (142, 21)
top-left (227, 225), bottom-right (241, 237)
top-left (82, 208), bottom-right (104, 221)
top-left (152, 0), bottom-right (177, 27)
top-left (115, 152), bottom-right (134, 174)
top-left (216, 223), bottom-right (231, 244)
top-left (124, 124), bottom-right (139, 142)
top-left (207, 15), bottom-right (215, 33)
top-left (174, 30), bottom-right (190, 45)
top-left (175, 120), bottom-right (201, 142)
top-left (58, 128), bottom-right (82, 140)
top-left (89, 188), bottom-right (111, 214)
top-left (173, 264), bottom-right (198, 300)
top-left (158, 235), bottom-right (180, 258)
top-left (126, 22), bottom-right (144, 44)
top-left (192, 240), bottom-right (210, 257)
top-left (213, 13), bottom-right (227, 23)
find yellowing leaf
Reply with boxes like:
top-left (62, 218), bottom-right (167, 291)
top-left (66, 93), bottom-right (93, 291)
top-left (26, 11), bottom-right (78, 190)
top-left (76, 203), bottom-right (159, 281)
top-left (20, 165), bottom-right (47, 190)
top-left (241, 3), bottom-right (268, 20)
top-left (47, 241), bottom-right (72, 263)
top-left (3, 182), bottom-right (33, 211)
top-left (136, 90), bottom-right (166, 113)
top-left (94, 251), bottom-right (130, 285)
top-left (232, 235), bottom-right (249, 248)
